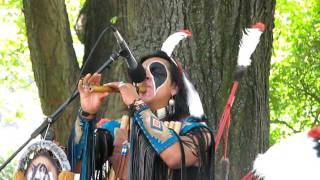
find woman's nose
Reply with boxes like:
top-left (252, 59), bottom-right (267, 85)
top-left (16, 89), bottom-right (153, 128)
top-left (145, 70), bottom-right (152, 80)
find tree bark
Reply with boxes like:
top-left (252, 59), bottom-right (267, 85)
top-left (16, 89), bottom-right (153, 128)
top-left (77, 0), bottom-right (129, 118)
top-left (125, 0), bottom-right (275, 178)
top-left (23, 0), bottom-right (80, 145)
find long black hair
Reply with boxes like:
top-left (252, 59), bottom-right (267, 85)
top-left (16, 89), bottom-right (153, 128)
top-left (140, 50), bottom-right (189, 121)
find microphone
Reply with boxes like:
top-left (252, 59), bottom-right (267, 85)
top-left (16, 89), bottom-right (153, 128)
top-left (112, 27), bottom-right (146, 83)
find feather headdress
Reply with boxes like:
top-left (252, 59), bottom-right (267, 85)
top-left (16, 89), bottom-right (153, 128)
top-left (159, 30), bottom-right (204, 119)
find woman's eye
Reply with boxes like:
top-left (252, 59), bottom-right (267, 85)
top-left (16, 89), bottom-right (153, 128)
top-left (149, 62), bottom-right (168, 88)
top-left (149, 62), bottom-right (167, 77)
top-left (151, 68), bottom-right (165, 76)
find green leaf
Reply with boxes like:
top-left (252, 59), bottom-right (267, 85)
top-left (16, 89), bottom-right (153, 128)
top-left (110, 16), bottom-right (119, 25)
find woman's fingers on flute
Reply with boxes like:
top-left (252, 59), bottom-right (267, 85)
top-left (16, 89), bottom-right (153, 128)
top-left (83, 73), bottom-right (91, 84)
top-left (79, 73), bottom-right (101, 90)
top-left (86, 73), bottom-right (95, 85)
top-left (81, 73), bottom-right (91, 88)
top-left (88, 73), bottom-right (101, 85)
top-left (78, 79), bottom-right (84, 92)
top-left (79, 73), bottom-right (91, 92)
top-left (105, 82), bottom-right (122, 89)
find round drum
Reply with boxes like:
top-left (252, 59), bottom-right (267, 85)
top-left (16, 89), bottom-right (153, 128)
top-left (15, 140), bottom-right (73, 180)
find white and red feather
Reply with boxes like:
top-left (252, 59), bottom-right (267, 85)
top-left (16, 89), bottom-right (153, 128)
top-left (161, 30), bottom-right (192, 57)
top-left (237, 22), bottom-right (265, 67)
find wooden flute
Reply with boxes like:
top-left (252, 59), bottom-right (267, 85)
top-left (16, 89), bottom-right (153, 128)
top-left (88, 85), bottom-right (146, 93)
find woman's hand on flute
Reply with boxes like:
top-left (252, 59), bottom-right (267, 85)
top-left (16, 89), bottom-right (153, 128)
top-left (106, 82), bottom-right (140, 106)
top-left (78, 73), bottom-right (110, 117)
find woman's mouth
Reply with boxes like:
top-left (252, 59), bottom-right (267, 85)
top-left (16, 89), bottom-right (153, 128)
top-left (139, 85), bottom-right (155, 99)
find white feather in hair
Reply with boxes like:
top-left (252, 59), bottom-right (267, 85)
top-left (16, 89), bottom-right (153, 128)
top-left (161, 30), bottom-right (192, 57)
top-left (183, 75), bottom-right (204, 118)
top-left (161, 29), bottom-right (204, 118)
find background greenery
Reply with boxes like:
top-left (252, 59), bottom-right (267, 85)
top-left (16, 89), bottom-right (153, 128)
top-left (0, 0), bottom-right (318, 177)
top-left (0, 0), bottom-right (84, 178)
top-left (269, 0), bottom-right (320, 145)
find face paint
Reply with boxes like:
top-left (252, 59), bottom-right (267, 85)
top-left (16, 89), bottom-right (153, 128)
top-left (28, 163), bottom-right (54, 180)
top-left (147, 62), bottom-right (168, 91)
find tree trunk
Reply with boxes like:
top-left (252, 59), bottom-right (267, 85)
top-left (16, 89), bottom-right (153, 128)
top-left (77, 0), bottom-right (129, 119)
top-left (23, 0), bottom-right (80, 145)
top-left (125, 0), bottom-right (275, 178)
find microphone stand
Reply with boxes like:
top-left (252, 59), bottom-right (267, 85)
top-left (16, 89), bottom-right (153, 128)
top-left (0, 51), bottom-right (121, 172)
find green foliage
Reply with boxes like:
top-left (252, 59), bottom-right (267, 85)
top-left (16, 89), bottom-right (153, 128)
top-left (65, 0), bottom-right (85, 63)
top-left (270, 0), bottom-right (320, 144)
top-left (0, 156), bottom-right (16, 180)
top-left (0, 0), bottom-right (84, 124)
top-left (0, 0), bottom-right (38, 124)
top-left (110, 16), bottom-right (119, 25)
top-left (0, 1), bottom-right (32, 90)
top-left (65, 0), bottom-right (85, 31)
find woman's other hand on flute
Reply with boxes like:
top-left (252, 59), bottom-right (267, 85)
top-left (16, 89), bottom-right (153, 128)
top-left (78, 73), bottom-right (141, 119)
top-left (78, 73), bottom-right (110, 119)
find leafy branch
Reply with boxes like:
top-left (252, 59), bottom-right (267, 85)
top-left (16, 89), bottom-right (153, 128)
top-left (270, 119), bottom-right (300, 134)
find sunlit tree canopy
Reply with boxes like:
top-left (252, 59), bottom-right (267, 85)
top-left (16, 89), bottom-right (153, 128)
top-left (269, 0), bottom-right (320, 144)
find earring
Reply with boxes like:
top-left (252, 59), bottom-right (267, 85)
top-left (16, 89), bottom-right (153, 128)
top-left (168, 96), bottom-right (175, 117)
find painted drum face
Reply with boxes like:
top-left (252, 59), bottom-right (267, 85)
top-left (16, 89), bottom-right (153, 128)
top-left (148, 62), bottom-right (168, 91)
top-left (25, 153), bottom-right (58, 180)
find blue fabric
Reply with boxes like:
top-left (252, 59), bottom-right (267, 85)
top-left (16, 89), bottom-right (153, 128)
top-left (133, 107), bottom-right (178, 154)
top-left (98, 120), bottom-right (120, 139)
top-left (121, 142), bottom-right (129, 156)
top-left (68, 115), bottom-right (94, 180)
top-left (180, 116), bottom-right (208, 135)
top-left (68, 117), bottom-right (121, 179)
top-left (79, 119), bottom-right (91, 180)
top-left (68, 127), bottom-right (78, 172)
